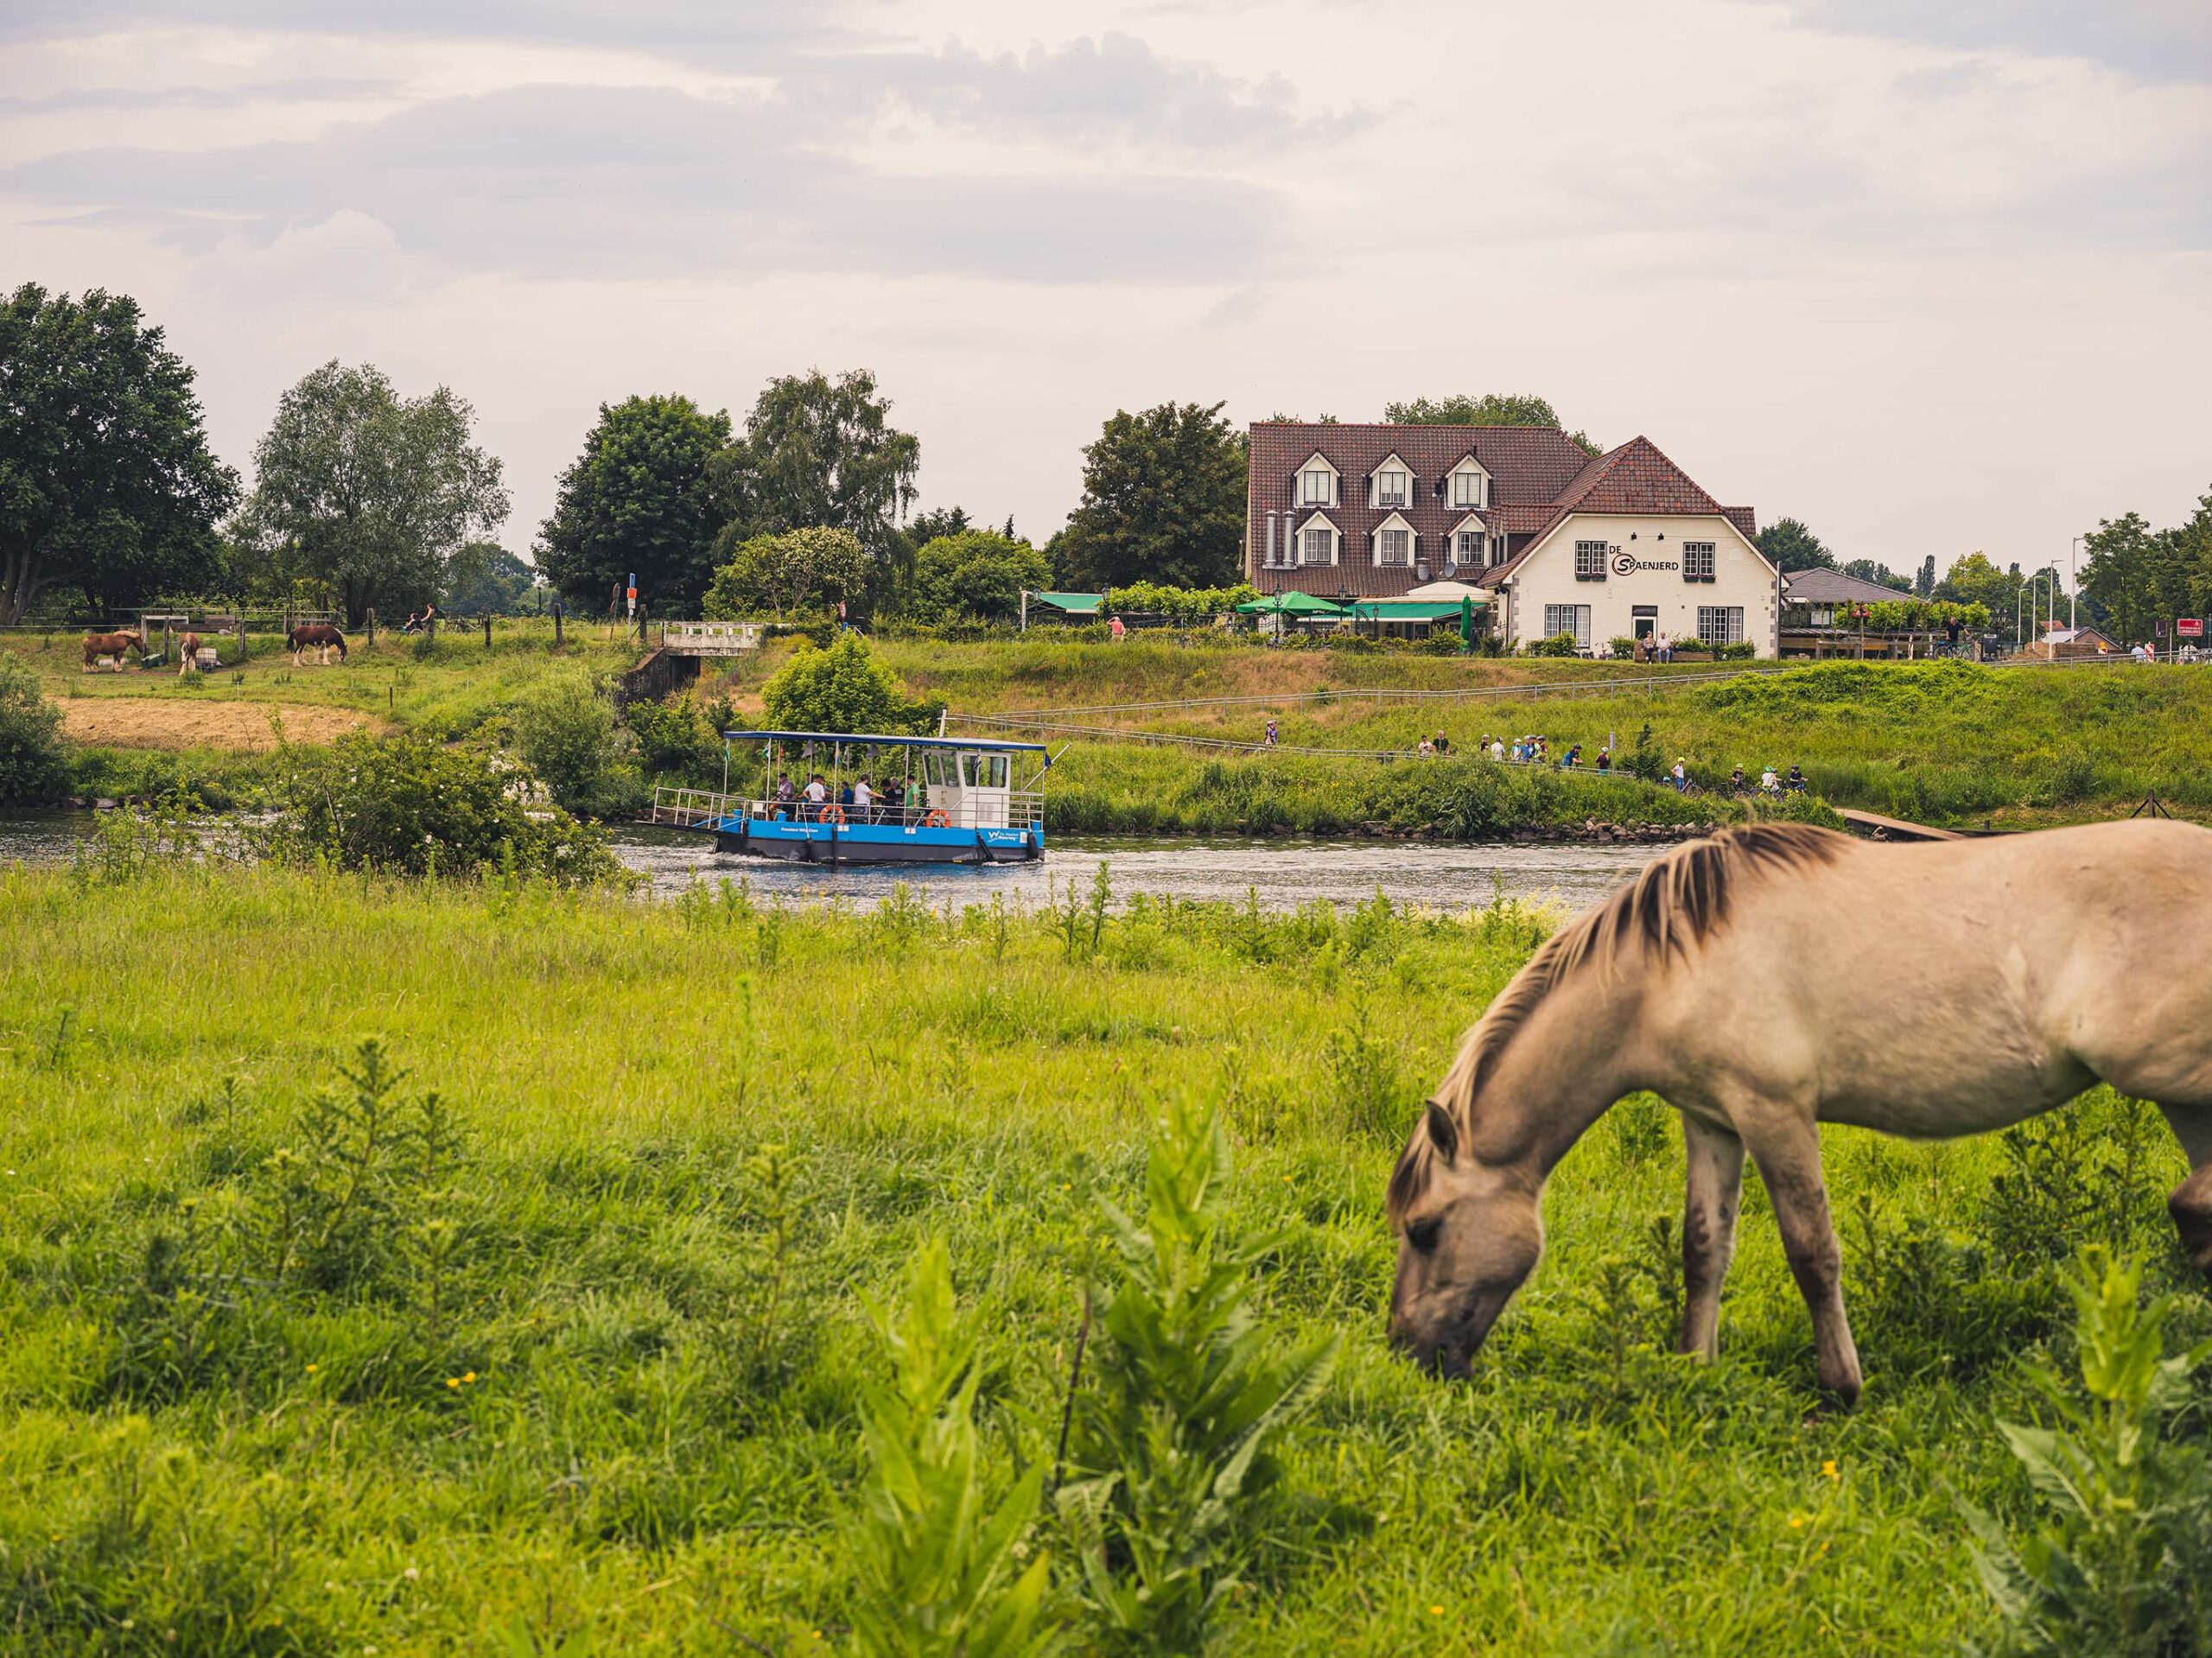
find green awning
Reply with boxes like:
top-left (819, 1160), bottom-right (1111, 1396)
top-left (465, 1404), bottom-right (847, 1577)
top-left (1347, 600), bottom-right (1488, 620)
top-left (1031, 591), bottom-right (1104, 615)
top-left (1235, 591), bottom-right (1346, 615)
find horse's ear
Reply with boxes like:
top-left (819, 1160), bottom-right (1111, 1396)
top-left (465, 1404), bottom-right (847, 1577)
top-left (1424, 1098), bottom-right (1459, 1166)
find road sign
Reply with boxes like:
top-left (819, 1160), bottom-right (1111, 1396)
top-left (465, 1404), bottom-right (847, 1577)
top-left (2178, 618), bottom-right (2203, 638)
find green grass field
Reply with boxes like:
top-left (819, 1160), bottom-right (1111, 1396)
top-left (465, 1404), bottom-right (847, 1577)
top-left (2, 858), bottom-right (2202, 1653)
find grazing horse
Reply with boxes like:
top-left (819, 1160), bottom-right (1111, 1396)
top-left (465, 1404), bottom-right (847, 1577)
top-left (1387, 820), bottom-right (2212, 1404)
top-left (176, 631), bottom-right (213, 676)
top-left (81, 632), bottom-right (143, 672)
top-left (287, 622), bottom-right (347, 666)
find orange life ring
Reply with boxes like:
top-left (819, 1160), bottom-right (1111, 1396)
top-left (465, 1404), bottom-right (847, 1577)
top-left (923, 809), bottom-right (951, 829)
top-left (820, 804), bottom-right (846, 825)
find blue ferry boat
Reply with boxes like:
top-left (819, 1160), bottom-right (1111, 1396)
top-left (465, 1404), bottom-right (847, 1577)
top-left (648, 729), bottom-right (1052, 866)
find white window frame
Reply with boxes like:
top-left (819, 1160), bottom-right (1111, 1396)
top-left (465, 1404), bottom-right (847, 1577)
top-left (1298, 514), bottom-right (1340, 567)
top-left (1378, 527), bottom-right (1412, 566)
top-left (1697, 605), bottom-right (1745, 646)
top-left (1574, 539), bottom-right (1609, 581)
top-left (1683, 540), bottom-right (1716, 582)
top-left (1543, 604), bottom-right (1592, 649)
top-left (1454, 530), bottom-right (1482, 567)
top-left (1452, 467), bottom-right (1485, 508)
top-left (1375, 467), bottom-right (1409, 508)
top-left (1301, 468), bottom-right (1334, 506)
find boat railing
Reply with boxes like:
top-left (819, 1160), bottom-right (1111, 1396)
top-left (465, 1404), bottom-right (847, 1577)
top-left (649, 785), bottom-right (1043, 830)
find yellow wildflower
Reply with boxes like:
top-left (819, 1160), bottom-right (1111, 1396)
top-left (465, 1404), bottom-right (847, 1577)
top-left (1788, 1515), bottom-right (1806, 1529)
top-left (462, 1371), bottom-right (478, 1384)
top-left (445, 1377), bottom-right (461, 1389)
top-left (1821, 1459), bottom-right (1839, 1483)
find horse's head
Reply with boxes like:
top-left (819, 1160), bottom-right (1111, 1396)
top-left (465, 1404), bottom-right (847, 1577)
top-left (1387, 1099), bottom-right (1544, 1378)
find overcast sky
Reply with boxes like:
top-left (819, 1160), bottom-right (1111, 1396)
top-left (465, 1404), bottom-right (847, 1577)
top-left (4, 0), bottom-right (2207, 580)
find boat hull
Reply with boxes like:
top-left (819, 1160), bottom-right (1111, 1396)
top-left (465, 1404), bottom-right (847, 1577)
top-left (707, 818), bottom-right (1043, 865)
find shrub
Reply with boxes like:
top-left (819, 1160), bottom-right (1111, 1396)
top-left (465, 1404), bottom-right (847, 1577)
top-left (1528, 632), bottom-right (1580, 657)
top-left (625, 692), bottom-right (725, 785)
top-left (1058, 1095), bottom-right (1338, 1652)
top-left (267, 732), bottom-right (624, 883)
top-left (906, 531), bottom-right (1052, 626)
top-left (1608, 636), bottom-right (1642, 660)
top-left (762, 632), bottom-right (938, 733)
top-left (1102, 581), bottom-right (1256, 625)
top-left (0, 654), bottom-right (68, 805)
top-left (511, 669), bottom-right (645, 819)
top-left (848, 1238), bottom-right (1056, 1657)
top-left (1965, 1247), bottom-right (2212, 1655)
top-left (1715, 640), bottom-right (1759, 661)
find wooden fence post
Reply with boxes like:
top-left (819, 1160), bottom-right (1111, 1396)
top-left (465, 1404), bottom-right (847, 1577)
top-left (553, 602), bottom-right (563, 647)
top-left (237, 615), bottom-right (247, 661)
top-left (483, 613), bottom-right (493, 649)
top-left (365, 608), bottom-right (376, 648)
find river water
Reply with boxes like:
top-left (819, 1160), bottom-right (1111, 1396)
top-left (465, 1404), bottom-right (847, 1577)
top-left (0, 812), bottom-right (1658, 914)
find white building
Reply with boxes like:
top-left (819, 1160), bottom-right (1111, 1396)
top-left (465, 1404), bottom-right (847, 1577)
top-left (1244, 423), bottom-right (1778, 655)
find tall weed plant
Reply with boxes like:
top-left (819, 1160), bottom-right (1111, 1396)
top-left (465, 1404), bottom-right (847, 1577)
top-left (1967, 1247), bottom-right (2212, 1655)
top-left (1058, 1095), bottom-right (1339, 1651)
top-left (849, 1238), bottom-right (1057, 1658)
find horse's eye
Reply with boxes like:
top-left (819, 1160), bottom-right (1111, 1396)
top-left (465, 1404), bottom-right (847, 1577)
top-left (1407, 1217), bottom-right (1442, 1255)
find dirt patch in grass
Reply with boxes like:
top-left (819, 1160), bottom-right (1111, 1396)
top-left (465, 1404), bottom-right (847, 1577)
top-left (59, 697), bottom-right (380, 750)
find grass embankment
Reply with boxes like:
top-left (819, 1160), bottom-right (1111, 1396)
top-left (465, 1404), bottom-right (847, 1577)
top-left (2, 625), bottom-right (641, 806)
top-left (2, 861), bottom-right (2202, 1651)
top-left (18, 626), bottom-right (2212, 835)
top-left (876, 645), bottom-right (2212, 833)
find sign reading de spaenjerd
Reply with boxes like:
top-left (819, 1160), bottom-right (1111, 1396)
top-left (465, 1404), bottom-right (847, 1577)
top-left (1611, 551), bottom-right (1680, 575)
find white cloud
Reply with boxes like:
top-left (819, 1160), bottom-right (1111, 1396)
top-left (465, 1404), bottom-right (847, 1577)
top-left (0, 0), bottom-right (2204, 578)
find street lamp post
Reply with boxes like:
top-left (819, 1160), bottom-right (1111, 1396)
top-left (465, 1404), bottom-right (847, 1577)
top-left (2069, 535), bottom-right (2083, 632)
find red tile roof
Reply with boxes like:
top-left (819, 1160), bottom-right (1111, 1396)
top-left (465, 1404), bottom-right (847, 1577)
top-left (1246, 424), bottom-right (1756, 595)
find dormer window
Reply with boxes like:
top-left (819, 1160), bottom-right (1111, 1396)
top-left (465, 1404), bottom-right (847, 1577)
top-left (1297, 513), bottom-right (1341, 566)
top-left (1453, 530), bottom-right (1482, 567)
top-left (1371, 511), bottom-right (1415, 568)
top-left (1295, 452), bottom-right (1339, 507)
top-left (1449, 457), bottom-right (1490, 509)
top-left (1369, 453), bottom-right (1413, 510)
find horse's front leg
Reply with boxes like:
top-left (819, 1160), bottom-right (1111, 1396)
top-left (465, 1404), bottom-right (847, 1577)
top-left (1739, 1109), bottom-right (1861, 1405)
top-left (1679, 1115), bottom-right (1744, 1360)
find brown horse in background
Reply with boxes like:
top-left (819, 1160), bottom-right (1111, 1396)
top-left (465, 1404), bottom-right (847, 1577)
top-left (1388, 820), bottom-right (2212, 1404)
top-left (81, 632), bottom-right (143, 672)
top-left (287, 622), bottom-right (347, 665)
top-left (177, 631), bottom-right (214, 676)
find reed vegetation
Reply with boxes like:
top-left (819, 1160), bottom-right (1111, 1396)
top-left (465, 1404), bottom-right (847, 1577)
top-left (2, 854), bottom-right (2205, 1652)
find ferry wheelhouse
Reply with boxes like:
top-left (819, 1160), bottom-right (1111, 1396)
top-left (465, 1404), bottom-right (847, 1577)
top-left (649, 729), bottom-right (1051, 865)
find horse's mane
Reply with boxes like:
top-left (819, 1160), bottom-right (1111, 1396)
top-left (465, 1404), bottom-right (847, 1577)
top-left (1387, 822), bottom-right (1847, 1223)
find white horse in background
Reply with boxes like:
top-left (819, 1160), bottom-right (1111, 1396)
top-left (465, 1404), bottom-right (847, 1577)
top-left (1388, 820), bottom-right (2212, 1404)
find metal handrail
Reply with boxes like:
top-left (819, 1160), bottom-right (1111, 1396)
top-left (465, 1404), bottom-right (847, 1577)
top-left (650, 785), bottom-right (1044, 830)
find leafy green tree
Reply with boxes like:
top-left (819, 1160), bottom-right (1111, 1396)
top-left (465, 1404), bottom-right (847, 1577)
top-left (1056, 403), bottom-right (1246, 590)
top-left (761, 633), bottom-right (933, 734)
top-left (906, 531), bottom-right (1050, 624)
top-left (1916, 555), bottom-right (1937, 599)
top-left (1381, 392), bottom-right (1598, 457)
top-left (0, 655), bottom-right (68, 806)
top-left (715, 370), bottom-right (919, 595)
top-left (443, 542), bottom-right (542, 614)
top-left (0, 283), bottom-right (238, 624)
top-left (537, 394), bottom-right (734, 617)
top-left (2082, 510), bottom-right (2193, 645)
top-left (1756, 517), bottom-right (1834, 573)
top-left (1840, 558), bottom-right (1911, 592)
top-left (238, 361), bottom-right (507, 626)
top-left (703, 527), bottom-right (874, 619)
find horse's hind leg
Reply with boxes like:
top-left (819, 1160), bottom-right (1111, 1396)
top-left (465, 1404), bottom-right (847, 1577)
top-left (1737, 1108), bottom-right (1862, 1405)
top-left (2156, 1103), bottom-right (2212, 1280)
top-left (1680, 1115), bottom-right (1744, 1360)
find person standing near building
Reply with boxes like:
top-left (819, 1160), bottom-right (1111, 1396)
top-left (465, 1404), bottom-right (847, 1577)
top-left (1109, 614), bottom-right (1127, 642)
